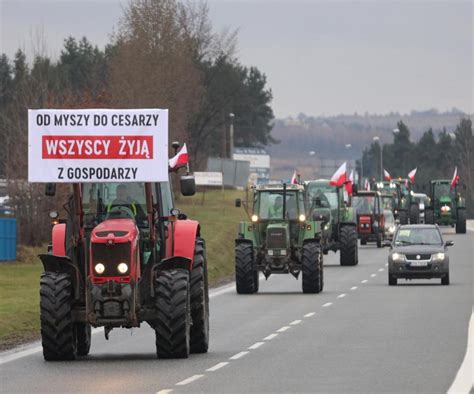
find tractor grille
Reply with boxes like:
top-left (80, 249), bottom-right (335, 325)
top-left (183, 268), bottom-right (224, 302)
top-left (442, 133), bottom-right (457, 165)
top-left (92, 242), bottom-right (131, 277)
top-left (266, 227), bottom-right (287, 249)
top-left (405, 254), bottom-right (431, 261)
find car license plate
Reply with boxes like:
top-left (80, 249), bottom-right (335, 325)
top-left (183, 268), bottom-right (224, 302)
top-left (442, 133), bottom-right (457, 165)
top-left (409, 261), bottom-right (428, 267)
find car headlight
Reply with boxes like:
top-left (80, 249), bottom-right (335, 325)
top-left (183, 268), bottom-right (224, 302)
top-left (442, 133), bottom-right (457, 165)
top-left (299, 214), bottom-right (306, 222)
top-left (432, 252), bottom-right (445, 262)
top-left (94, 263), bottom-right (105, 274)
top-left (251, 214), bottom-right (259, 222)
top-left (267, 249), bottom-right (274, 256)
top-left (388, 226), bottom-right (395, 233)
top-left (117, 263), bottom-right (129, 274)
top-left (391, 252), bottom-right (405, 262)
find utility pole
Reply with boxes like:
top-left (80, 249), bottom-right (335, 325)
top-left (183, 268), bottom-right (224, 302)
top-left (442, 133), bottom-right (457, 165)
top-left (229, 113), bottom-right (235, 159)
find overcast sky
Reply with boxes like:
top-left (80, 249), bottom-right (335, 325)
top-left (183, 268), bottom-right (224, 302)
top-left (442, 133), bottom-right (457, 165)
top-left (1, 0), bottom-right (472, 117)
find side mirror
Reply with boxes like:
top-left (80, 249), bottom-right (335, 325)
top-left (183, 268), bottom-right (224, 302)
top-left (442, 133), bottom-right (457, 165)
top-left (235, 198), bottom-right (242, 208)
top-left (180, 174), bottom-right (196, 196)
top-left (445, 240), bottom-right (454, 247)
top-left (45, 183), bottom-right (56, 196)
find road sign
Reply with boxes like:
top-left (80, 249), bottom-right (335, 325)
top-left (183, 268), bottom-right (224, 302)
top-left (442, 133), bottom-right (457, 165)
top-left (195, 172), bottom-right (223, 186)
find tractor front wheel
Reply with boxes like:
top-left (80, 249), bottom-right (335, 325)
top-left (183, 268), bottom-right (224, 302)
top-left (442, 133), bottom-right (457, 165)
top-left (399, 210), bottom-right (408, 225)
top-left (76, 323), bottom-right (91, 356)
top-left (301, 241), bottom-right (323, 294)
top-left (425, 209), bottom-right (434, 224)
top-left (155, 269), bottom-right (191, 359)
top-left (340, 226), bottom-right (358, 266)
top-left (40, 272), bottom-right (76, 361)
top-left (456, 209), bottom-right (466, 234)
top-left (409, 204), bottom-right (419, 224)
top-left (190, 239), bottom-right (209, 354)
top-left (235, 242), bottom-right (257, 294)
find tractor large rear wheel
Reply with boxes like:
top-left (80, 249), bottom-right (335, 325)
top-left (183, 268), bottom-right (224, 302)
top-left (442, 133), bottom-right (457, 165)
top-left (40, 272), bottom-right (76, 361)
top-left (409, 204), bottom-right (419, 224)
top-left (302, 241), bottom-right (323, 294)
top-left (155, 269), bottom-right (191, 359)
top-left (340, 226), bottom-right (358, 266)
top-left (190, 239), bottom-right (209, 354)
top-left (425, 209), bottom-right (434, 224)
top-left (235, 242), bottom-right (257, 294)
top-left (399, 210), bottom-right (408, 225)
top-left (456, 209), bottom-right (466, 234)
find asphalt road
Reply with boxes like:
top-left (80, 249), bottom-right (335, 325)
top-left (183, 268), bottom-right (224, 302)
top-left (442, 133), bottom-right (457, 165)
top-left (1, 227), bottom-right (472, 393)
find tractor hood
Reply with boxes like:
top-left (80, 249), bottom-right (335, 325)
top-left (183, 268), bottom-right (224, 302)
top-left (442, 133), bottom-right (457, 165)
top-left (439, 196), bottom-right (452, 204)
top-left (91, 218), bottom-right (139, 244)
top-left (266, 222), bottom-right (290, 250)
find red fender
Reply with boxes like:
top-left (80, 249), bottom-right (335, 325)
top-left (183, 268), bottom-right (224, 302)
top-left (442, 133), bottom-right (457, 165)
top-left (52, 223), bottom-right (67, 257)
top-left (172, 219), bottom-right (200, 268)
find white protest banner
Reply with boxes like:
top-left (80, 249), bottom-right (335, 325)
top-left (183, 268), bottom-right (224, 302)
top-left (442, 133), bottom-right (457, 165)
top-left (195, 172), bottom-right (223, 186)
top-left (28, 109), bottom-right (168, 182)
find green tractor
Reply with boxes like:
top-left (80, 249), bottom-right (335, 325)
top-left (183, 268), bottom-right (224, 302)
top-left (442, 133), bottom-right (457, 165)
top-left (374, 179), bottom-right (419, 224)
top-left (304, 180), bottom-right (358, 266)
top-left (425, 180), bottom-right (466, 233)
top-left (235, 184), bottom-right (325, 294)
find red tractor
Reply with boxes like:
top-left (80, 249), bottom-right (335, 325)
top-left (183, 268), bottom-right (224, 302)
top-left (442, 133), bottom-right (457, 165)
top-left (39, 158), bottom-right (209, 360)
top-left (351, 190), bottom-right (385, 248)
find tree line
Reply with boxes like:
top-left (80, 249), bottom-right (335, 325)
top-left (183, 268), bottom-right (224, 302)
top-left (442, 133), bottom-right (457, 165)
top-left (0, 0), bottom-right (274, 245)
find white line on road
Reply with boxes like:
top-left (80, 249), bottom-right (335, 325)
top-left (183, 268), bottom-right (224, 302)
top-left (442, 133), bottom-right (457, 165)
top-left (323, 302), bottom-right (333, 307)
top-left (277, 326), bottom-right (290, 332)
top-left (290, 320), bottom-right (302, 325)
top-left (378, 268), bottom-right (384, 272)
top-left (337, 293), bottom-right (346, 298)
top-left (361, 279), bottom-right (368, 283)
top-left (264, 333), bottom-right (278, 340)
top-left (176, 375), bottom-right (204, 386)
top-left (229, 351), bottom-right (249, 360)
top-left (156, 390), bottom-right (173, 394)
top-left (350, 286), bottom-right (358, 290)
top-left (206, 362), bottom-right (229, 372)
top-left (370, 274), bottom-right (377, 277)
top-left (447, 308), bottom-right (474, 393)
top-left (248, 342), bottom-right (265, 350)
top-left (304, 312), bottom-right (316, 317)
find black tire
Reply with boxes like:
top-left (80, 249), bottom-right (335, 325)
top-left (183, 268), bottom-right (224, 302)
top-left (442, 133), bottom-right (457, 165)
top-left (235, 242), bottom-right (256, 294)
top-left (376, 232), bottom-right (382, 248)
top-left (340, 226), bottom-right (358, 266)
top-left (75, 323), bottom-right (91, 356)
top-left (399, 210), bottom-right (408, 225)
top-left (409, 204), bottom-right (419, 224)
top-left (253, 271), bottom-right (259, 293)
top-left (40, 272), bottom-right (76, 361)
top-left (388, 274), bottom-right (397, 286)
top-left (361, 239), bottom-right (367, 246)
top-left (301, 241), bottom-right (323, 294)
top-left (425, 209), bottom-right (434, 225)
top-left (441, 273), bottom-right (450, 285)
top-left (190, 239), bottom-right (209, 354)
top-left (155, 269), bottom-right (191, 359)
top-left (456, 209), bottom-right (466, 234)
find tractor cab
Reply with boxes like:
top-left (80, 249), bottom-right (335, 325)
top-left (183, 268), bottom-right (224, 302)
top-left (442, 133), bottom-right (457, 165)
top-left (351, 190), bottom-right (385, 247)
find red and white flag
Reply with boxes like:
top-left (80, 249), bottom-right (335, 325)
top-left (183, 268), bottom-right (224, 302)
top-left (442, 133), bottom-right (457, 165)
top-left (408, 167), bottom-right (417, 183)
top-left (169, 143), bottom-right (189, 169)
top-left (383, 169), bottom-right (391, 181)
top-left (450, 166), bottom-right (459, 189)
top-left (291, 171), bottom-right (298, 184)
top-left (330, 162), bottom-right (347, 187)
top-left (345, 170), bottom-right (354, 195)
top-left (364, 178), bottom-right (370, 190)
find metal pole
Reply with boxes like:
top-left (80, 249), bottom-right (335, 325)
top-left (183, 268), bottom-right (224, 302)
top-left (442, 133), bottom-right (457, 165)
top-left (229, 113), bottom-right (235, 159)
top-left (380, 143), bottom-right (383, 182)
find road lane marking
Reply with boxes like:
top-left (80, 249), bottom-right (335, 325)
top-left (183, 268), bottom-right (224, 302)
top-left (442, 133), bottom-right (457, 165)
top-left (350, 286), bottom-right (358, 290)
top-left (229, 351), bottom-right (249, 360)
top-left (370, 274), bottom-right (377, 277)
top-left (206, 362), bottom-right (229, 372)
top-left (248, 342), bottom-right (265, 350)
top-left (277, 326), bottom-right (290, 332)
top-left (264, 333), bottom-right (278, 340)
top-left (156, 390), bottom-right (173, 394)
top-left (361, 279), bottom-right (368, 283)
top-left (337, 294), bottom-right (346, 298)
top-left (322, 302), bottom-right (333, 307)
top-left (176, 375), bottom-right (204, 386)
top-left (304, 312), bottom-right (316, 317)
top-left (378, 268), bottom-right (384, 272)
top-left (447, 308), bottom-right (474, 393)
top-left (290, 320), bottom-right (302, 325)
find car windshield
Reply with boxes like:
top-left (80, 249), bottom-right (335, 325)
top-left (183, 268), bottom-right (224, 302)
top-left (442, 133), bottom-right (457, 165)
top-left (394, 227), bottom-right (442, 246)
top-left (258, 191), bottom-right (300, 220)
top-left (306, 185), bottom-right (338, 209)
top-left (352, 196), bottom-right (375, 214)
top-left (82, 182), bottom-right (147, 226)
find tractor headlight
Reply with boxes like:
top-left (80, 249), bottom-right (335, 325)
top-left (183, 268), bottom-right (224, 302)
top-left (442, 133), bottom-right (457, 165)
top-left (267, 249), bottom-right (274, 256)
top-left (299, 214), bottom-right (306, 222)
top-left (117, 263), bottom-right (129, 274)
top-left (251, 214), bottom-right (259, 222)
top-left (94, 263), bottom-right (105, 274)
top-left (391, 252), bottom-right (405, 262)
top-left (441, 205), bottom-right (451, 212)
top-left (324, 224), bottom-right (329, 230)
top-left (280, 249), bottom-right (287, 256)
top-left (433, 252), bottom-right (445, 262)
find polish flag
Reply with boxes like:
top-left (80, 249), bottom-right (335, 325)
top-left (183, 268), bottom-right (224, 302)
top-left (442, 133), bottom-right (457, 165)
top-left (291, 171), bottom-right (298, 184)
top-left (364, 178), bottom-right (370, 190)
top-left (450, 166), bottom-right (459, 189)
top-left (408, 167), bottom-right (417, 183)
top-left (169, 143), bottom-right (189, 169)
top-left (383, 169), bottom-right (391, 181)
top-left (330, 162), bottom-right (347, 187)
top-left (345, 170), bottom-right (354, 195)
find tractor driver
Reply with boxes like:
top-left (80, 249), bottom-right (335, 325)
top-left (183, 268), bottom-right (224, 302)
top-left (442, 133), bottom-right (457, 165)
top-left (268, 195), bottom-right (284, 219)
top-left (107, 184), bottom-right (145, 220)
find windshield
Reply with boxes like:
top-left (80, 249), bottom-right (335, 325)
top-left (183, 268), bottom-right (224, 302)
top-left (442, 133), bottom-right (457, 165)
top-left (382, 196), bottom-right (394, 210)
top-left (352, 196), bottom-right (376, 215)
top-left (258, 190), bottom-right (300, 220)
top-left (306, 185), bottom-right (338, 209)
top-left (399, 183), bottom-right (410, 197)
top-left (83, 183), bottom-right (147, 226)
top-left (394, 227), bottom-right (442, 246)
top-left (433, 183), bottom-right (452, 198)
top-left (413, 195), bottom-right (428, 204)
